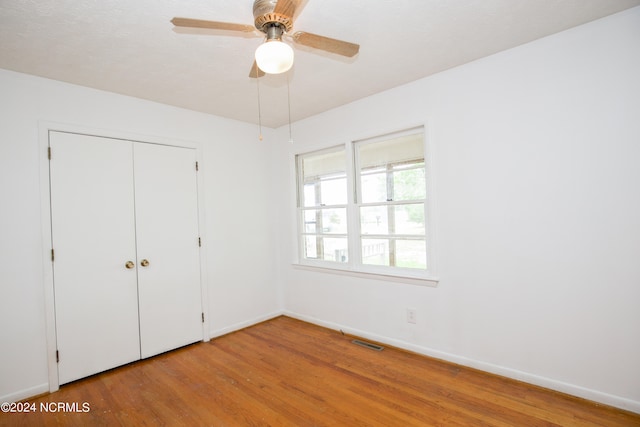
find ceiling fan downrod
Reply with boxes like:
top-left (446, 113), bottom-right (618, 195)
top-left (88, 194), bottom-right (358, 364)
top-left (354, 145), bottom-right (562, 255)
top-left (264, 23), bottom-right (285, 41)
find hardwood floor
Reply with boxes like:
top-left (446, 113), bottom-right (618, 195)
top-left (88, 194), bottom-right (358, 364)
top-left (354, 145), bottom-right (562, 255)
top-left (2, 316), bottom-right (639, 426)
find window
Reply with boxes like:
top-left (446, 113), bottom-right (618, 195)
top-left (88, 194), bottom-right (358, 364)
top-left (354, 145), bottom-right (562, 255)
top-left (297, 146), bottom-right (349, 263)
top-left (355, 132), bottom-right (427, 270)
top-left (296, 127), bottom-right (433, 280)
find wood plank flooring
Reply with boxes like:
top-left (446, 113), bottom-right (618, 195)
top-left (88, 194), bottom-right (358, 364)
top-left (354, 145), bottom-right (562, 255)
top-left (2, 316), bottom-right (639, 426)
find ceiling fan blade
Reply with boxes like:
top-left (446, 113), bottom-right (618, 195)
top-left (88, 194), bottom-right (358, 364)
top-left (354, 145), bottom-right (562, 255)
top-left (292, 32), bottom-right (360, 57)
top-left (273, 0), bottom-right (304, 19)
top-left (171, 17), bottom-right (255, 33)
top-left (249, 61), bottom-right (266, 78)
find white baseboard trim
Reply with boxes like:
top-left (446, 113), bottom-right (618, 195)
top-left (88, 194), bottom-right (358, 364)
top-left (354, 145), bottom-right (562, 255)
top-left (1, 383), bottom-right (49, 404)
top-left (283, 310), bottom-right (640, 414)
top-left (209, 310), bottom-right (285, 339)
top-left (1, 312), bottom-right (286, 405)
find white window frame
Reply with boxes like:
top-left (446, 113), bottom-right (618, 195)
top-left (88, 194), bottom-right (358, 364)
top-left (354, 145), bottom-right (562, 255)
top-left (294, 125), bottom-right (438, 286)
top-left (296, 145), bottom-right (350, 265)
top-left (354, 129), bottom-right (428, 275)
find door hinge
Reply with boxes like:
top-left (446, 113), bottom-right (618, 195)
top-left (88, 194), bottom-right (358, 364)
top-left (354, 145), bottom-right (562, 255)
top-left (195, 161), bottom-right (199, 171)
top-left (51, 249), bottom-right (55, 262)
top-left (48, 147), bottom-right (52, 160)
top-left (56, 350), bottom-right (59, 363)
top-left (201, 313), bottom-right (205, 323)
top-left (198, 237), bottom-right (201, 247)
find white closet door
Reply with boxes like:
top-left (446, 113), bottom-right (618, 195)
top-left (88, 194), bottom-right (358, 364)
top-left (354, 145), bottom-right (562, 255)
top-left (49, 132), bottom-right (141, 385)
top-left (133, 143), bottom-right (203, 358)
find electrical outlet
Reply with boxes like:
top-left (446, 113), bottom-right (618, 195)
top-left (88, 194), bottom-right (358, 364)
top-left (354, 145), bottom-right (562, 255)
top-left (406, 308), bottom-right (417, 324)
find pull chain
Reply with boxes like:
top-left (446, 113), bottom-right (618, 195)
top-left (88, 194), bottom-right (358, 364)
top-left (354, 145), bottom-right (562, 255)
top-left (287, 73), bottom-right (293, 144)
top-left (256, 66), bottom-right (263, 141)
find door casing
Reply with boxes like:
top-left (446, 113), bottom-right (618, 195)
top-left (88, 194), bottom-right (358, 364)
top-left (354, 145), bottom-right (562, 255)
top-left (39, 122), bottom-right (210, 392)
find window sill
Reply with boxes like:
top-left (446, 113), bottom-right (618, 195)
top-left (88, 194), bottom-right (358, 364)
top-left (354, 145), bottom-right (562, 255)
top-left (292, 263), bottom-right (439, 287)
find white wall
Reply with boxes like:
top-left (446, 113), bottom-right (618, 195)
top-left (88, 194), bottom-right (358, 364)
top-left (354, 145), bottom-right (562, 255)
top-left (0, 69), bottom-right (281, 402)
top-left (274, 7), bottom-right (640, 412)
top-left (2, 5), bottom-right (639, 414)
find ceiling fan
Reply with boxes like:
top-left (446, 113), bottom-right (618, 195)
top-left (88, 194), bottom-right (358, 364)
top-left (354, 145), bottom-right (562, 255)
top-left (171, 0), bottom-right (360, 78)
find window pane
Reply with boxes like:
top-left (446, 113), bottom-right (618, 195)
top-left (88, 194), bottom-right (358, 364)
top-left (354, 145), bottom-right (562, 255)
top-left (361, 238), bottom-right (426, 269)
top-left (361, 238), bottom-right (389, 266)
top-left (392, 166), bottom-right (425, 201)
top-left (304, 235), bottom-right (318, 259)
top-left (360, 166), bottom-right (425, 204)
top-left (319, 177), bottom-right (347, 206)
top-left (303, 208), bottom-right (347, 234)
top-left (304, 236), bottom-right (348, 262)
top-left (360, 204), bottom-right (424, 235)
top-left (360, 171), bottom-right (387, 203)
top-left (395, 239), bottom-right (427, 269)
top-left (300, 147), bottom-right (347, 207)
top-left (325, 238), bottom-right (349, 262)
top-left (303, 183), bottom-right (316, 208)
top-left (303, 177), bottom-right (347, 207)
top-left (360, 206), bottom-right (388, 235)
top-left (394, 203), bottom-right (425, 234)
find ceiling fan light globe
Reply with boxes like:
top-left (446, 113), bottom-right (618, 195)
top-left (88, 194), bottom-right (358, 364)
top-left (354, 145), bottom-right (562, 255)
top-left (255, 40), bottom-right (294, 74)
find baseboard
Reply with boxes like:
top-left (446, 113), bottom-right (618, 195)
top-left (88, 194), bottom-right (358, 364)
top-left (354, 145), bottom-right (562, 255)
top-left (0, 312), bottom-right (284, 405)
top-left (1, 383), bottom-right (49, 404)
top-left (209, 310), bottom-right (285, 339)
top-left (283, 310), bottom-right (640, 414)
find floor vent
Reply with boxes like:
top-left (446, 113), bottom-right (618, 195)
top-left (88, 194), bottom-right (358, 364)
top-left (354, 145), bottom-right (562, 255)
top-left (352, 339), bottom-right (384, 351)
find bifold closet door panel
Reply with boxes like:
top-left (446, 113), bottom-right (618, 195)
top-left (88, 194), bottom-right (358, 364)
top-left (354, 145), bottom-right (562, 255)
top-left (133, 143), bottom-right (203, 358)
top-left (48, 132), bottom-right (141, 385)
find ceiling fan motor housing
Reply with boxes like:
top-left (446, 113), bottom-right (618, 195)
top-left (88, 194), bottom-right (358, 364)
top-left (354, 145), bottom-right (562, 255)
top-left (253, 0), bottom-right (293, 33)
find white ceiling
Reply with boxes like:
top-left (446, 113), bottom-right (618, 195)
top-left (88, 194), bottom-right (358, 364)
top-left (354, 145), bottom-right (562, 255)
top-left (1, 0), bottom-right (639, 128)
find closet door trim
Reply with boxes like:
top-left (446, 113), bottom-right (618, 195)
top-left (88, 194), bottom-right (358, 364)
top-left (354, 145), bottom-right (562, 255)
top-left (38, 121), bottom-right (210, 392)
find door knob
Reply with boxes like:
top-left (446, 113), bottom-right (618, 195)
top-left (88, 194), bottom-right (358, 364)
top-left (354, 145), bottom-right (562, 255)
top-left (125, 261), bottom-right (135, 269)
top-left (140, 259), bottom-right (150, 267)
